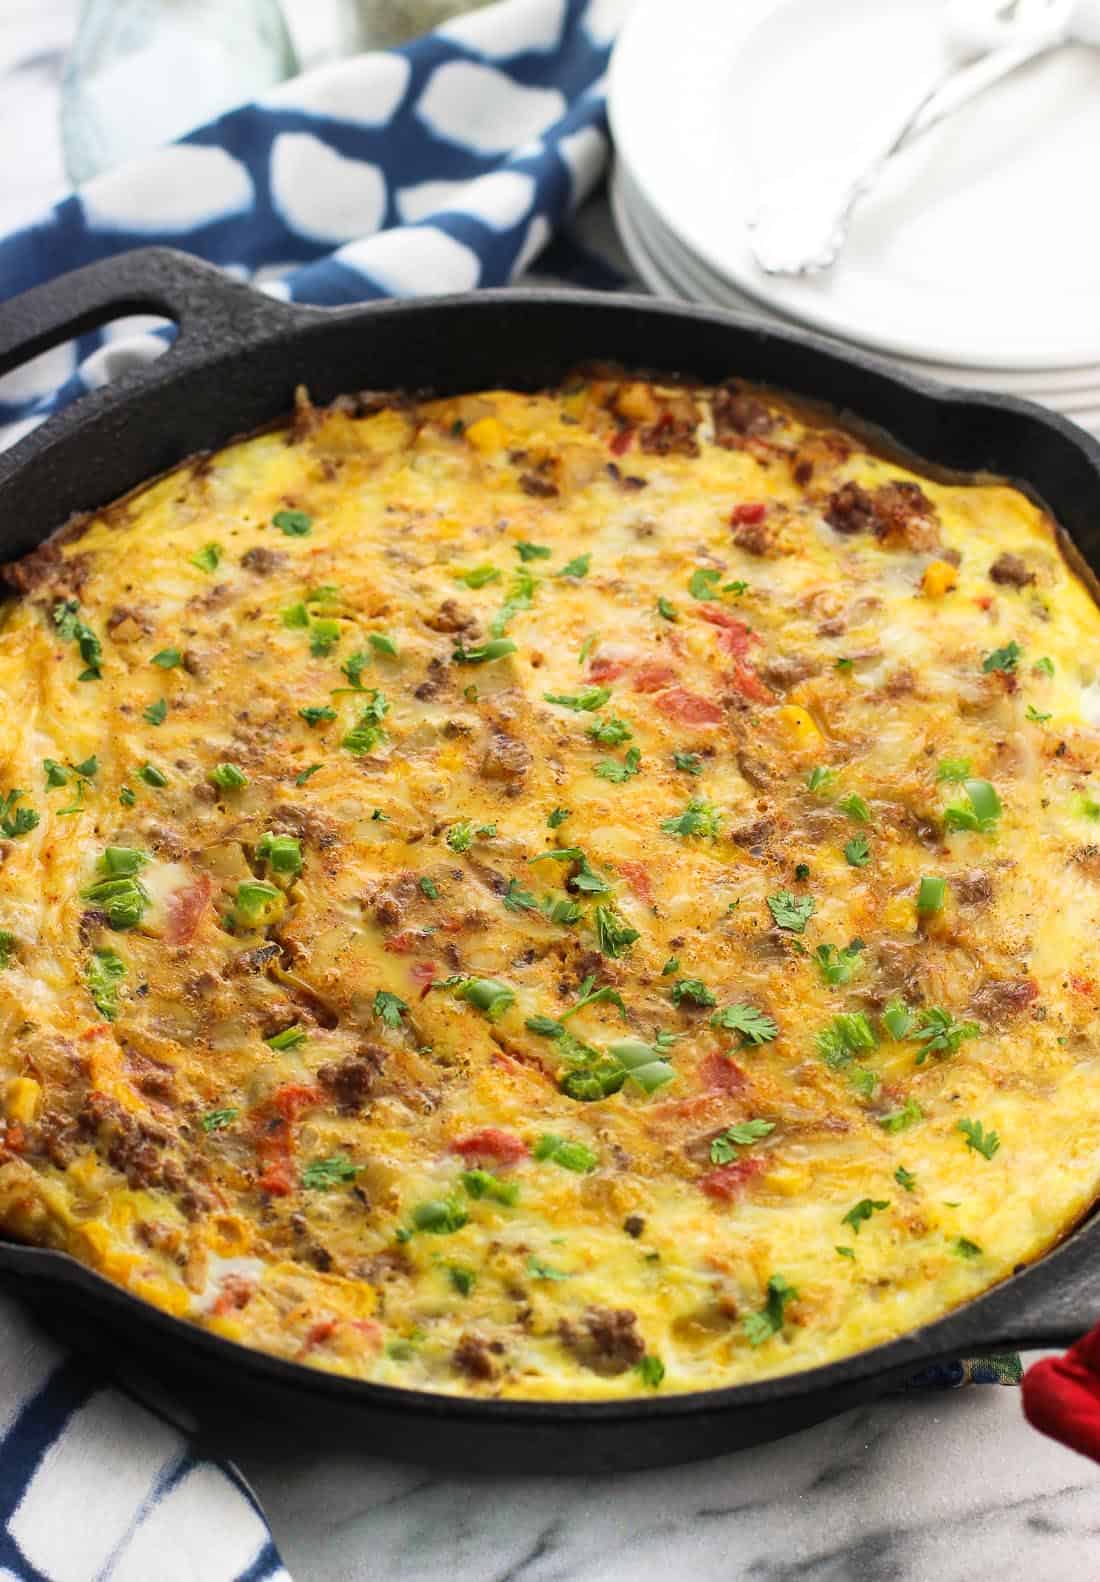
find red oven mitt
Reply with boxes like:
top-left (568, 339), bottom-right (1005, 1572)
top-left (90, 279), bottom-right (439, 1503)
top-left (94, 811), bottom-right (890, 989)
top-left (1022, 1329), bottom-right (1100, 1461)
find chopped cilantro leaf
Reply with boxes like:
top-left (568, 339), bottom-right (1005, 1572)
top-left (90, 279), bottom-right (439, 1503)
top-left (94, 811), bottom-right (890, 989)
top-left (201, 1108), bottom-right (238, 1132)
top-left (662, 798), bottom-right (720, 839)
top-left (689, 567), bottom-right (721, 599)
top-left (670, 977), bottom-right (716, 1008)
top-left (516, 541), bottom-right (551, 561)
top-left (503, 878), bottom-right (538, 913)
top-left (953, 1236), bottom-right (983, 1258)
top-left (544, 687), bottom-right (610, 712)
top-left (636, 1355), bottom-right (665, 1388)
top-left (547, 806), bottom-right (570, 828)
top-left (813, 940), bottom-right (864, 986)
top-left (152, 648), bottom-right (182, 669)
top-left (806, 765), bottom-right (836, 793)
top-left (86, 949), bottom-right (125, 1020)
top-left (894, 1165), bottom-right (917, 1191)
top-left (302, 1155), bottom-right (359, 1190)
top-left (673, 751), bottom-right (703, 775)
top-left (295, 763), bottom-right (323, 785)
top-left (838, 793), bottom-right (870, 823)
top-left (454, 564), bottom-right (501, 589)
top-left (43, 759), bottom-right (68, 788)
top-left (816, 1011), bottom-right (876, 1069)
top-left (880, 1097), bottom-right (923, 1134)
top-left (300, 705), bottom-right (336, 726)
top-left (767, 890), bottom-right (815, 933)
top-left (273, 509), bottom-right (312, 536)
top-left (1034, 656), bottom-right (1055, 677)
top-left (844, 834), bottom-right (871, 867)
top-left (841, 1198), bottom-right (889, 1234)
top-left (710, 1118), bottom-right (775, 1164)
top-left (143, 698), bottom-right (167, 726)
top-left (743, 1275), bottom-right (797, 1346)
top-left (710, 1003), bottom-right (778, 1044)
top-left (419, 876), bottom-right (439, 900)
top-left (662, 956), bottom-right (680, 976)
top-left (373, 989), bottom-right (409, 1028)
top-left (594, 747), bottom-right (641, 783)
top-left (594, 905), bottom-right (639, 959)
top-left (189, 543), bottom-right (222, 574)
top-left (982, 640), bottom-right (1021, 673)
top-left (587, 716), bottom-right (633, 746)
top-left (913, 1007), bottom-right (979, 1062)
top-left (958, 1117), bottom-right (1000, 1159)
top-left (881, 998), bottom-right (915, 1041)
top-left (558, 553), bottom-right (590, 578)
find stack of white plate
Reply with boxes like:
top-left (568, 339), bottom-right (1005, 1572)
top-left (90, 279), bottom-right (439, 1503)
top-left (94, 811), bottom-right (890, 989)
top-left (609, 0), bottom-right (1100, 435)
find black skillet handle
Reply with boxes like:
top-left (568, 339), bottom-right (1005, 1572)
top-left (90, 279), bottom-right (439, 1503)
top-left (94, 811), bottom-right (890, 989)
top-left (0, 247), bottom-right (302, 485)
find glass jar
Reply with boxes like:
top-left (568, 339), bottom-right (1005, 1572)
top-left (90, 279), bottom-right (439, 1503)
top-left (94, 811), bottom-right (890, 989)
top-left (61, 0), bottom-right (299, 185)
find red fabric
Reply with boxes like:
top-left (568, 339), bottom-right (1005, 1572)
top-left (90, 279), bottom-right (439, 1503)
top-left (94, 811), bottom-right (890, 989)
top-left (1023, 1327), bottom-right (1100, 1461)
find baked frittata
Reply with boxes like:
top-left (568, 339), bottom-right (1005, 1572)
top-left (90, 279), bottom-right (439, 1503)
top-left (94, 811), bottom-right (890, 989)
top-left (1, 374), bottom-right (1098, 1399)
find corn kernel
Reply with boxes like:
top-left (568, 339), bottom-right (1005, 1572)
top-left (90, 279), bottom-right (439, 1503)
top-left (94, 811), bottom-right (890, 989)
top-left (465, 416), bottom-right (505, 453)
top-left (922, 559), bottom-right (958, 596)
top-left (777, 703), bottom-right (821, 749)
top-left (5, 1076), bottom-right (41, 1125)
top-left (616, 382), bottom-right (659, 423)
top-left (762, 1164), bottom-right (810, 1196)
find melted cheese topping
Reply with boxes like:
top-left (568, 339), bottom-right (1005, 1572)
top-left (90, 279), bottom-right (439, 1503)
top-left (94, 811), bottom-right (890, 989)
top-left (1, 376), bottom-right (1099, 1400)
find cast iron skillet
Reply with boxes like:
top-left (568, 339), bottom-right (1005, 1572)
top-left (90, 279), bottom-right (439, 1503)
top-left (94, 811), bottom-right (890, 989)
top-left (0, 247), bottom-right (1097, 1472)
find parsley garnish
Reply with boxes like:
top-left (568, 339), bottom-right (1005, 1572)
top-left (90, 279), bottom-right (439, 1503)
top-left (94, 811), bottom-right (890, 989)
top-left (201, 1108), bottom-right (238, 1132)
top-left (342, 690), bottom-right (389, 756)
top-left (490, 568), bottom-right (537, 637)
top-left (527, 1255), bottom-right (570, 1281)
top-left (295, 763), bottom-right (323, 785)
top-left (454, 564), bottom-right (501, 589)
top-left (1025, 704), bottom-right (1052, 722)
top-left (516, 541), bottom-right (551, 561)
top-left (273, 509), bottom-right (312, 536)
top-left (879, 1097), bottom-right (923, 1134)
top-left (913, 1007), bottom-right (979, 1062)
top-left (842, 1198), bottom-right (889, 1234)
top-left (813, 940), bottom-right (864, 986)
top-left (894, 1165), bottom-right (917, 1191)
top-left (419, 876), bottom-right (439, 900)
top-left (558, 553), bottom-right (590, 579)
top-left (587, 716), bottom-right (633, 746)
top-left (1034, 656), bottom-right (1055, 677)
top-left (673, 751), bottom-right (703, 775)
top-left (544, 686), bottom-right (610, 712)
top-left (302, 1155), bottom-right (359, 1190)
top-left (982, 640), bottom-right (1021, 673)
top-left (189, 543), bottom-right (222, 573)
top-left (503, 878), bottom-right (538, 912)
top-left (636, 1355), bottom-right (665, 1388)
top-left (710, 1003), bottom-right (778, 1044)
top-left (143, 698), bottom-right (167, 727)
top-left (309, 619), bottom-right (341, 657)
top-left (594, 905), bottom-right (639, 958)
top-left (710, 1118), bottom-right (775, 1164)
top-left (881, 997), bottom-right (915, 1040)
top-left (743, 1275), bottom-right (797, 1346)
top-left (844, 834), bottom-right (871, 867)
top-left (838, 793), bottom-right (870, 823)
top-left (299, 705), bottom-right (336, 726)
top-left (449, 1265), bottom-right (476, 1296)
top-left (51, 599), bottom-right (102, 680)
top-left (0, 791), bottom-right (39, 840)
top-left (547, 806), bottom-right (570, 828)
top-left (670, 977), bottom-right (716, 1008)
top-left (958, 1117), bottom-right (1000, 1159)
top-left (661, 956), bottom-right (679, 976)
top-left (369, 632), bottom-right (397, 657)
top-left (594, 747), bottom-right (641, 783)
top-left (806, 765), bottom-right (837, 793)
top-left (373, 989), bottom-right (409, 1028)
top-left (661, 798), bottom-right (720, 839)
top-left (816, 1011), bottom-right (876, 1068)
top-left (152, 648), bottom-right (182, 668)
top-left (767, 890), bottom-right (815, 933)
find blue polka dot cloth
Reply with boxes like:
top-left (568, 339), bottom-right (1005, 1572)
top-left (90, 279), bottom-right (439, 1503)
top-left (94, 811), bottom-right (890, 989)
top-left (0, 0), bottom-right (626, 452)
top-left (0, 1), bottom-right (1020, 1573)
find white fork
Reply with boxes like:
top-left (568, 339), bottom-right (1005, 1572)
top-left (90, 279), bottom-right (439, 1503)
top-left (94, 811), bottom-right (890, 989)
top-left (746, 0), bottom-right (1077, 278)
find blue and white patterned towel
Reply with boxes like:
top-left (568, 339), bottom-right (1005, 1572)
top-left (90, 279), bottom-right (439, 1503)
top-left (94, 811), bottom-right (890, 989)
top-left (0, 0), bottom-right (624, 450)
top-left (0, 3), bottom-right (619, 1577)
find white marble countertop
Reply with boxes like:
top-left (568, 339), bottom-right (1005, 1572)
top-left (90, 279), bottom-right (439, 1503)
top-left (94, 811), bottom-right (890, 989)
top-left (2, 6), bottom-right (1098, 1579)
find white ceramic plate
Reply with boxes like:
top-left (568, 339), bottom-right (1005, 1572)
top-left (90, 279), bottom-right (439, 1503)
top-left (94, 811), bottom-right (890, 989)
top-left (611, 167), bottom-right (1100, 435)
top-left (610, 0), bottom-right (1100, 370)
top-left (617, 162), bottom-right (1100, 399)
